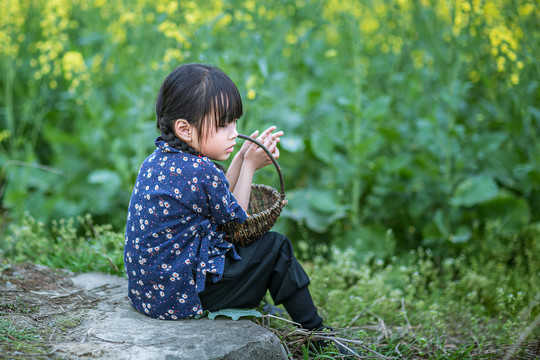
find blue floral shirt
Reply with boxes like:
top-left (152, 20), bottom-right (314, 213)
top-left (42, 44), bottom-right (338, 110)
top-left (124, 138), bottom-right (247, 319)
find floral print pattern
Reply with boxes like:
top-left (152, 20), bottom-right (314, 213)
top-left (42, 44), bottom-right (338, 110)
top-left (124, 138), bottom-right (247, 319)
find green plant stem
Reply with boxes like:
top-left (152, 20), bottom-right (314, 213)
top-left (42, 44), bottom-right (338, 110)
top-left (2, 58), bottom-right (15, 149)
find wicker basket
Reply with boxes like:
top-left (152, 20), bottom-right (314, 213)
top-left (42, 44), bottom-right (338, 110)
top-left (221, 134), bottom-right (287, 246)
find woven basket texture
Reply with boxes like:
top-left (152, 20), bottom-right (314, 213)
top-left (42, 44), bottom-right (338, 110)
top-left (222, 184), bottom-right (287, 246)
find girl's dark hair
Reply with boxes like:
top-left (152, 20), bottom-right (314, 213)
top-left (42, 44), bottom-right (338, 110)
top-left (156, 63), bottom-right (243, 154)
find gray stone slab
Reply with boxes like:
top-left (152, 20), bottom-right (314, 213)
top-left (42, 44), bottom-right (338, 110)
top-left (56, 272), bottom-right (287, 360)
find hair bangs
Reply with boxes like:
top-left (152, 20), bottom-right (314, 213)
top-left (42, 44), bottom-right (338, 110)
top-left (210, 76), bottom-right (243, 129)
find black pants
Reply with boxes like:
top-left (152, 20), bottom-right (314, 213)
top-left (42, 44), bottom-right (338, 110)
top-left (199, 232), bottom-right (323, 329)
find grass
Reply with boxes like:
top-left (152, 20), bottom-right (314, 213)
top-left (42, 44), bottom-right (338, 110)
top-left (0, 320), bottom-right (39, 344)
top-left (0, 319), bottom-right (45, 356)
top-left (301, 249), bottom-right (540, 358)
top-left (0, 214), bottom-right (539, 359)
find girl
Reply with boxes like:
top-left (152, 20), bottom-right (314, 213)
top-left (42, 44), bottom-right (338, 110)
top-left (123, 63), bottom-right (324, 331)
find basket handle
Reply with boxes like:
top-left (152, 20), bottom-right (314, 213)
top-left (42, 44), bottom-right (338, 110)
top-left (237, 134), bottom-right (285, 197)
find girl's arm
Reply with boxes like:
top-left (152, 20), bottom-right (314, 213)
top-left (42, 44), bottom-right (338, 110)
top-left (226, 130), bottom-right (258, 193)
top-left (231, 126), bottom-right (283, 211)
top-left (232, 158), bottom-right (257, 211)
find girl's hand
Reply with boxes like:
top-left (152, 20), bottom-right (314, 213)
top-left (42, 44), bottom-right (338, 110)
top-left (244, 126), bottom-right (283, 170)
top-left (238, 130), bottom-right (259, 157)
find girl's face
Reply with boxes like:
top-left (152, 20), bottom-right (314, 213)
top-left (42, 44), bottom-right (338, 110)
top-left (193, 119), bottom-right (238, 161)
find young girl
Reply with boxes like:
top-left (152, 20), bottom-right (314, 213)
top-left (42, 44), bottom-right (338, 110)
top-left (123, 63), bottom-right (324, 331)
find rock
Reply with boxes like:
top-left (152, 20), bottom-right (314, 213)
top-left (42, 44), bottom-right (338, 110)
top-left (56, 272), bottom-right (287, 360)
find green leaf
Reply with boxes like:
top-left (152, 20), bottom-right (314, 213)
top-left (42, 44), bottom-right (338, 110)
top-left (450, 175), bottom-right (498, 207)
top-left (310, 128), bottom-right (335, 164)
top-left (338, 224), bottom-right (395, 260)
top-left (309, 190), bottom-right (342, 215)
top-left (283, 189), bottom-right (346, 233)
top-left (88, 169), bottom-right (121, 187)
top-left (478, 191), bottom-right (531, 234)
top-left (449, 226), bottom-right (472, 244)
top-left (483, 149), bottom-right (520, 188)
top-left (384, 154), bottom-right (412, 173)
top-left (433, 210), bottom-right (449, 238)
top-left (195, 308), bottom-right (262, 321)
top-left (280, 135), bottom-right (305, 153)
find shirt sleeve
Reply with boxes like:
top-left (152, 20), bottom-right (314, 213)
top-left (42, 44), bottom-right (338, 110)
top-left (202, 164), bottom-right (248, 225)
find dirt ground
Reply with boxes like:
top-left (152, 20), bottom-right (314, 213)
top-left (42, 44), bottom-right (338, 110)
top-left (1, 263), bottom-right (539, 360)
top-left (0, 262), bottom-right (292, 360)
top-left (0, 262), bottom-right (117, 359)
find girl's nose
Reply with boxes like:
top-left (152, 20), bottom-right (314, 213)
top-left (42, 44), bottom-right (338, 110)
top-left (230, 123), bottom-right (238, 138)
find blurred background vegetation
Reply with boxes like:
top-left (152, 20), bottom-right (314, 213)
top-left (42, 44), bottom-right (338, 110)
top-left (1, 0), bottom-right (538, 258)
top-left (1, 0), bottom-right (539, 356)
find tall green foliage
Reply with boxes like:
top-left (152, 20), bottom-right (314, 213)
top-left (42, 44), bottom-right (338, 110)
top-left (0, 0), bottom-right (538, 256)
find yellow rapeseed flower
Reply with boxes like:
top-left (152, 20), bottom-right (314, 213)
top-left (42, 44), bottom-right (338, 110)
top-left (182, 0), bottom-right (221, 25)
top-left (510, 73), bottom-right (519, 85)
top-left (435, 0), bottom-right (451, 23)
top-left (374, 3), bottom-right (386, 17)
top-left (41, 63), bottom-right (51, 75)
top-left (286, 33), bottom-right (298, 45)
top-left (0, 130), bottom-right (10, 143)
top-left (247, 89), bottom-right (256, 100)
top-left (62, 51), bottom-right (86, 74)
top-left (61, 50), bottom-right (90, 92)
top-left (166, 1), bottom-right (178, 16)
top-left (360, 18), bottom-right (379, 35)
top-left (396, 0), bottom-right (411, 12)
top-left (90, 54), bottom-right (104, 72)
top-left (215, 13), bottom-right (233, 29)
top-left (53, 60), bottom-right (62, 76)
top-left (325, 49), bottom-right (338, 58)
top-left (469, 70), bottom-right (480, 83)
top-left (389, 35), bottom-right (403, 54)
top-left (323, 0), bottom-right (361, 20)
top-left (163, 48), bottom-right (184, 64)
top-left (185, 13), bottom-right (197, 24)
top-left (518, 3), bottom-right (535, 17)
top-left (120, 12), bottom-right (135, 24)
top-left (38, 54), bottom-right (48, 65)
top-left (496, 56), bottom-right (506, 72)
top-left (158, 21), bottom-right (189, 46)
top-left (258, 5), bottom-right (266, 17)
top-left (325, 26), bottom-right (340, 45)
top-left (411, 49), bottom-right (424, 69)
top-left (245, 0), bottom-right (256, 11)
top-left (483, 0), bottom-right (500, 26)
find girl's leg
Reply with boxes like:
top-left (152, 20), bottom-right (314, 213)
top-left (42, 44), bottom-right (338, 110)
top-left (199, 231), bottom-right (323, 330)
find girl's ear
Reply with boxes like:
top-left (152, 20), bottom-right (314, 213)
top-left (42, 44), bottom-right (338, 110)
top-left (173, 119), bottom-right (192, 142)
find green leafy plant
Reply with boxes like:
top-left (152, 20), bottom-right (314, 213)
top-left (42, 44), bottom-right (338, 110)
top-left (1, 214), bottom-right (539, 358)
top-left (1, 0), bottom-right (539, 259)
top-left (1, 214), bottom-right (124, 275)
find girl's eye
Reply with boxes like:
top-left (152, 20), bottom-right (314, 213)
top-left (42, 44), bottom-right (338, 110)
top-left (220, 121), bottom-right (236, 128)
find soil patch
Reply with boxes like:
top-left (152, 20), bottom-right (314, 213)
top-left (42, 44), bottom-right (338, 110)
top-left (0, 262), bottom-right (115, 358)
